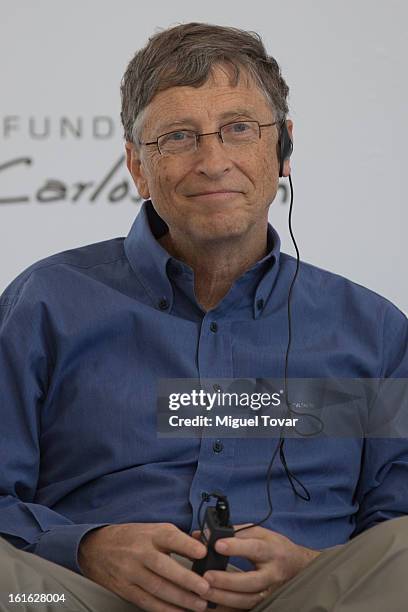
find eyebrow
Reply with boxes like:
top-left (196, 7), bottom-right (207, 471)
top-left (156, 109), bottom-right (256, 133)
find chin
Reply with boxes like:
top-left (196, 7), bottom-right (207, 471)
top-left (190, 217), bottom-right (250, 243)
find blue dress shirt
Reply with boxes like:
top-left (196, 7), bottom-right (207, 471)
top-left (0, 200), bottom-right (407, 574)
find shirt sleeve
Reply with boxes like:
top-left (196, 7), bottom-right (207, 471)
top-left (0, 273), bottom-right (108, 574)
top-left (352, 302), bottom-right (408, 536)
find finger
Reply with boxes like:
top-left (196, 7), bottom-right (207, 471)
top-left (128, 565), bottom-right (208, 612)
top-left (155, 524), bottom-right (207, 559)
top-left (204, 568), bottom-right (269, 593)
top-left (232, 523), bottom-right (254, 532)
top-left (214, 536), bottom-right (270, 563)
top-left (144, 550), bottom-right (210, 598)
top-left (203, 586), bottom-right (270, 610)
top-left (233, 524), bottom-right (280, 541)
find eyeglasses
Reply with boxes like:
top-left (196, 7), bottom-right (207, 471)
top-left (139, 120), bottom-right (277, 155)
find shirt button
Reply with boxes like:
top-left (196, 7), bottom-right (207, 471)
top-left (256, 298), bottom-right (264, 311)
top-left (213, 440), bottom-right (224, 453)
top-left (210, 322), bottom-right (218, 333)
top-left (201, 491), bottom-right (209, 501)
top-left (213, 383), bottom-right (222, 392)
top-left (171, 263), bottom-right (182, 276)
top-left (158, 298), bottom-right (169, 310)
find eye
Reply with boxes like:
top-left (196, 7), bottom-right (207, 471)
top-left (229, 122), bottom-right (251, 133)
top-left (167, 131), bottom-right (189, 141)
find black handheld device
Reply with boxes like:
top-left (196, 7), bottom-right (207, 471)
top-left (192, 493), bottom-right (234, 608)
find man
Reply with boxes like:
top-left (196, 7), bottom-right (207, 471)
top-left (0, 22), bottom-right (407, 612)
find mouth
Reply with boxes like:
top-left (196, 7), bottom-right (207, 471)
top-left (188, 191), bottom-right (242, 201)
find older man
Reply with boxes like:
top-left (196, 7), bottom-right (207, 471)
top-left (0, 22), bottom-right (407, 612)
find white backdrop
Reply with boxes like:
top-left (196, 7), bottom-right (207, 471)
top-left (1, 0), bottom-right (406, 313)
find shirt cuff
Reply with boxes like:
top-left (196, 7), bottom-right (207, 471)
top-left (34, 523), bottom-right (110, 574)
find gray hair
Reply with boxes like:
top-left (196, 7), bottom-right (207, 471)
top-left (120, 22), bottom-right (289, 147)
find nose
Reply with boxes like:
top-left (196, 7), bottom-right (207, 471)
top-left (193, 132), bottom-right (233, 179)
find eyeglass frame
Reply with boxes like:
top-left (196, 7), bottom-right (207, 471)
top-left (138, 120), bottom-right (278, 155)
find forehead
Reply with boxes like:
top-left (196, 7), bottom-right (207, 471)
top-left (142, 64), bottom-right (273, 133)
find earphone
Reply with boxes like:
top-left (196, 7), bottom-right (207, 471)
top-left (278, 120), bottom-right (294, 177)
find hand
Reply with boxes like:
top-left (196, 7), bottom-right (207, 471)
top-left (78, 523), bottom-right (210, 611)
top-left (192, 524), bottom-right (321, 610)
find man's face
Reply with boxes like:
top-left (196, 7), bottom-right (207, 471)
top-left (126, 64), bottom-right (292, 245)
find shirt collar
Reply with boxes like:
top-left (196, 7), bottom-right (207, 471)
top-left (124, 200), bottom-right (281, 319)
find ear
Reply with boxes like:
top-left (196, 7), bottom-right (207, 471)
top-left (281, 119), bottom-right (294, 178)
top-left (125, 141), bottom-right (150, 199)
